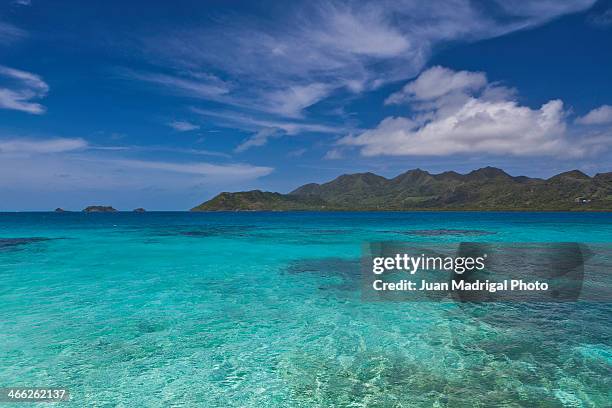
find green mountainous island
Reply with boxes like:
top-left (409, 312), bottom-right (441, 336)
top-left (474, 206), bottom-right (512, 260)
top-left (191, 167), bottom-right (612, 212)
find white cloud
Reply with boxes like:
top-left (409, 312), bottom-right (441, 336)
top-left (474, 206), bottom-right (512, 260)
top-left (341, 66), bottom-right (607, 158)
top-left (168, 120), bottom-right (200, 131)
top-left (575, 105), bottom-right (612, 125)
top-left (385, 66), bottom-right (487, 104)
top-left (0, 137), bottom-right (87, 154)
top-left (0, 65), bottom-right (49, 114)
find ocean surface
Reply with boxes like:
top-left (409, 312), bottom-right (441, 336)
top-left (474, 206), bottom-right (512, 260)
top-left (0, 212), bottom-right (610, 407)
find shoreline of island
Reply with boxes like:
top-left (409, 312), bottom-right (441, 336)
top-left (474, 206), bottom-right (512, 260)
top-left (191, 167), bottom-right (612, 212)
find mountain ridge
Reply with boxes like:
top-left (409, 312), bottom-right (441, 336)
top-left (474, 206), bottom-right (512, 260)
top-left (191, 167), bottom-right (612, 211)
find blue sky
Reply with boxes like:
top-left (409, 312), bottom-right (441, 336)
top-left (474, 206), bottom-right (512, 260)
top-left (1, 0), bottom-right (611, 210)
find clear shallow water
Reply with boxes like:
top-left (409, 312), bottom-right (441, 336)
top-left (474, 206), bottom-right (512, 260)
top-left (0, 212), bottom-right (610, 407)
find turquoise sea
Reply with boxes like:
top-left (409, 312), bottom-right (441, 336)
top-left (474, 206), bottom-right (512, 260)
top-left (0, 212), bottom-right (610, 407)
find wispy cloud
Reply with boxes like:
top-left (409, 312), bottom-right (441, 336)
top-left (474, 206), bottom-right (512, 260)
top-left (0, 155), bottom-right (273, 198)
top-left (193, 107), bottom-right (344, 152)
top-left (235, 128), bottom-right (282, 153)
top-left (168, 120), bottom-right (200, 131)
top-left (97, 144), bottom-right (231, 159)
top-left (324, 148), bottom-right (343, 160)
top-left (0, 137), bottom-right (272, 196)
top-left (0, 65), bottom-right (49, 114)
top-left (0, 21), bottom-right (26, 44)
top-left (0, 137), bottom-right (227, 159)
top-left (113, 158), bottom-right (272, 178)
top-left (121, 0), bottom-right (596, 150)
top-left (264, 83), bottom-right (332, 118)
top-left (588, 7), bottom-right (612, 27)
top-left (192, 108), bottom-right (342, 134)
top-left (120, 69), bottom-right (230, 99)
top-left (0, 137), bottom-right (86, 154)
top-left (141, 1), bottom-right (595, 102)
top-left (287, 148), bottom-right (307, 158)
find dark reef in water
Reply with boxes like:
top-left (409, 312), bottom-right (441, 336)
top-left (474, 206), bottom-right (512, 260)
top-left (0, 237), bottom-right (52, 250)
top-left (149, 225), bottom-right (258, 239)
top-left (402, 229), bottom-right (496, 236)
top-left (178, 226), bottom-right (254, 237)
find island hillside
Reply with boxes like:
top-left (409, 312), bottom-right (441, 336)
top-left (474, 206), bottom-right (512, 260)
top-left (191, 167), bottom-right (612, 211)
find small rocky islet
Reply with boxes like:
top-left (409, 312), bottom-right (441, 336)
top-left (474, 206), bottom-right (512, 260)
top-left (64, 206), bottom-right (147, 212)
top-left (83, 206), bottom-right (118, 213)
